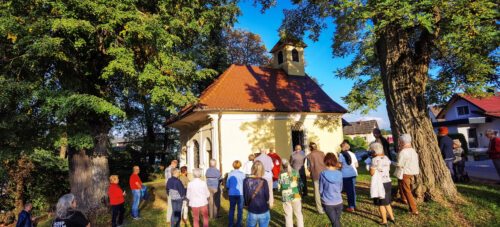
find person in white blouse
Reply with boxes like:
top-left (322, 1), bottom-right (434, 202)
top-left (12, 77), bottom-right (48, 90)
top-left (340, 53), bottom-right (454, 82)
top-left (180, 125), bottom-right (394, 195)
top-left (243, 154), bottom-right (255, 176)
top-left (186, 168), bottom-right (210, 227)
top-left (393, 134), bottom-right (419, 215)
top-left (370, 142), bottom-right (395, 225)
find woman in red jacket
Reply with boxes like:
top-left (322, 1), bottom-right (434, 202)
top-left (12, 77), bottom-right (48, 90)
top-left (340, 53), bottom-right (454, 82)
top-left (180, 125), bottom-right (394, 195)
top-left (108, 175), bottom-right (125, 227)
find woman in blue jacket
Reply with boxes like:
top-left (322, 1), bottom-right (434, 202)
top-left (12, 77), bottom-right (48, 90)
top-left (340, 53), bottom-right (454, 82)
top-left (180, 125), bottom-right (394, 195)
top-left (319, 153), bottom-right (343, 227)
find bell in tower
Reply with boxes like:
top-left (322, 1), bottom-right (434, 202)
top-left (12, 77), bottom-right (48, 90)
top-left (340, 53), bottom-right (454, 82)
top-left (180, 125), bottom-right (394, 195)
top-left (269, 38), bottom-right (307, 76)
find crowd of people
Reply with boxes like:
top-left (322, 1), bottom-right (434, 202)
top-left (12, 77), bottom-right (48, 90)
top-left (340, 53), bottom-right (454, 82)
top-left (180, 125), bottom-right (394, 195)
top-left (14, 128), bottom-right (499, 227)
top-left (155, 133), bottom-right (424, 227)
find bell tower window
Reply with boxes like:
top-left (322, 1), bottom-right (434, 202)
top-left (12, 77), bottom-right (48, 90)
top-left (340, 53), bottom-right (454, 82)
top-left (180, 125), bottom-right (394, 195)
top-left (292, 49), bottom-right (299, 62)
top-left (278, 51), bottom-right (284, 65)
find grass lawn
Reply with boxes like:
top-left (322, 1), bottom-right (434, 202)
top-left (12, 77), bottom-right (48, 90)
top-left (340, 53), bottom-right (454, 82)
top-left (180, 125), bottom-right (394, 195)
top-left (39, 166), bottom-right (500, 227)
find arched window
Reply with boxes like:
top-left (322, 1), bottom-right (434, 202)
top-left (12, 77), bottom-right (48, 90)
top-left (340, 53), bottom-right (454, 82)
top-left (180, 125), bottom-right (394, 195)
top-left (193, 140), bottom-right (200, 168)
top-left (205, 138), bottom-right (212, 161)
top-left (277, 51), bottom-right (284, 64)
top-left (292, 49), bottom-right (299, 62)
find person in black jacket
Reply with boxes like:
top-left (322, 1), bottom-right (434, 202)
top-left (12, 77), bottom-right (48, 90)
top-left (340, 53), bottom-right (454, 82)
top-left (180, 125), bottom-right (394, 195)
top-left (166, 168), bottom-right (187, 227)
top-left (16, 202), bottom-right (33, 227)
top-left (243, 160), bottom-right (270, 227)
top-left (373, 129), bottom-right (392, 161)
top-left (52, 194), bottom-right (90, 227)
top-left (438, 127), bottom-right (455, 179)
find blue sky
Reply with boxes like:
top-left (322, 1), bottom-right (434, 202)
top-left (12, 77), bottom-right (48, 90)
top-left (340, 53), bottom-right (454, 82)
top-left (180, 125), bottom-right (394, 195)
top-left (235, 1), bottom-right (391, 129)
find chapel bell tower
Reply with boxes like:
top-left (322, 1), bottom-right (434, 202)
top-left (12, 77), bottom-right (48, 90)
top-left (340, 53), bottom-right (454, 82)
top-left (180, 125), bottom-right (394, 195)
top-left (270, 39), bottom-right (307, 76)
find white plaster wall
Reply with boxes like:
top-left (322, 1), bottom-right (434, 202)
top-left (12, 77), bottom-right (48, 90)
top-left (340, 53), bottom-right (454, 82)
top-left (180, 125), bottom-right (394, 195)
top-left (180, 123), bottom-right (214, 174)
top-left (216, 113), bottom-right (344, 175)
top-left (444, 99), bottom-right (482, 120)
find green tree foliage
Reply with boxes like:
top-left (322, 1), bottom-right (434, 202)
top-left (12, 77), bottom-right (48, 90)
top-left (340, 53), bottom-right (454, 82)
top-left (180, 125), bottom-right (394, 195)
top-left (1, 0), bottom-right (239, 219)
top-left (343, 136), bottom-right (368, 151)
top-left (25, 149), bottom-right (69, 216)
top-left (257, 0), bottom-right (498, 110)
top-left (256, 0), bottom-right (498, 200)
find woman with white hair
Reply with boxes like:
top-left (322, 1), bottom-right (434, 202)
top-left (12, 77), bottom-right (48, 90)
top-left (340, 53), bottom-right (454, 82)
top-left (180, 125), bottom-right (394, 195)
top-left (186, 168), bottom-right (210, 227)
top-left (205, 159), bottom-right (222, 218)
top-left (278, 159), bottom-right (304, 227)
top-left (52, 193), bottom-right (90, 227)
top-left (393, 134), bottom-right (419, 215)
top-left (369, 142), bottom-right (395, 225)
top-left (452, 139), bottom-right (465, 181)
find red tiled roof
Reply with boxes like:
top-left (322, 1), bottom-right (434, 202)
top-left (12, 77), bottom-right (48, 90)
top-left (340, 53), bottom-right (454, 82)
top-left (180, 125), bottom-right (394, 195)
top-left (173, 64), bottom-right (347, 120)
top-left (459, 93), bottom-right (500, 117)
top-left (437, 93), bottom-right (500, 118)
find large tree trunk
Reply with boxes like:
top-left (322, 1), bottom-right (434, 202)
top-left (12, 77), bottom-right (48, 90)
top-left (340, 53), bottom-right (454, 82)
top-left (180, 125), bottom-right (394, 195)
top-left (69, 118), bottom-right (110, 224)
top-left (375, 24), bottom-right (457, 201)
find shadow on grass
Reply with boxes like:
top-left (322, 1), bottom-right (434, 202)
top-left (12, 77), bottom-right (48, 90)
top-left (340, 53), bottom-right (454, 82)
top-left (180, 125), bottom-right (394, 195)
top-left (349, 208), bottom-right (381, 223)
top-left (456, 183), bottom-right (500, 207)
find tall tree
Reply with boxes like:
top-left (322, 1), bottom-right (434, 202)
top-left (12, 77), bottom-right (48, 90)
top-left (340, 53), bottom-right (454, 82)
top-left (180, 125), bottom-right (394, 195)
top-left (225, 29), bottom-right (271, 65)
top-left (257, 0), bottom-right (498, 201)
top-left (1, 0), bottom-right (238, 221)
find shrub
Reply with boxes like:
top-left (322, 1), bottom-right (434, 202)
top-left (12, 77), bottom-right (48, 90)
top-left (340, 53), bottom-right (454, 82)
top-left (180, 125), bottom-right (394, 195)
top-left (343, 136), bottom-right (369, 151)
top-left (26, 149), bottom-right (69, 216)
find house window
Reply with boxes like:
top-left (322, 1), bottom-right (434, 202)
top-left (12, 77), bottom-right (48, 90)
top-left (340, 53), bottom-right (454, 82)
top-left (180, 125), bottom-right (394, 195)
top-left (456, 106), bottom-right (470, 116)
top-left (205, 138), bottom-right (212, 161)
top-left (292, 49), bottom-right (299, 62)
top-left (292, 130), bottom-right (305, 149)
top-left (193, 140), bottom-right (200, 168)
top-left (278, 51), bottom-right (283, 64)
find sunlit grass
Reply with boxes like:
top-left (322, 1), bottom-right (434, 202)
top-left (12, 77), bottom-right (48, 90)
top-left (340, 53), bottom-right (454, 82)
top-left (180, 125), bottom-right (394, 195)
top-left (39, 166), bottom-right (500, 227)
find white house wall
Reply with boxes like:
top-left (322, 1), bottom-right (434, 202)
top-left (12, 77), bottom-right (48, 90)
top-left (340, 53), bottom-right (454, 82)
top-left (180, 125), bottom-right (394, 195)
top-left (217, 112), bottom-right (344, 175)
top-left (179, 122), bottom-right (214, 174)
top-left (444, 99), bottom-right (482, 120)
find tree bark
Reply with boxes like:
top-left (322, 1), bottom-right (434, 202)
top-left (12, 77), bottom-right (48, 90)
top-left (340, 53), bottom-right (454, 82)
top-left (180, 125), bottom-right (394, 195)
top-left (69, 117), bottom-right (110, 224)
top-left (375, 24), bottom-right (457, 201)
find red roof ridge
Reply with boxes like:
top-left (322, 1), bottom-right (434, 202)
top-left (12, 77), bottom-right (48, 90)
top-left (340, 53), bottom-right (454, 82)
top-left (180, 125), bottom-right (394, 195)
top-left (437, 92), bottom-right (500, 118)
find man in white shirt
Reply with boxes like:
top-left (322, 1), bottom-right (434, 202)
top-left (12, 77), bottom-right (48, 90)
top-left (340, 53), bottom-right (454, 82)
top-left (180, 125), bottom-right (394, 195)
top-left (255, 149), bottom-right (274, 172)
top-left (393, 134), bottom-right (419, 215)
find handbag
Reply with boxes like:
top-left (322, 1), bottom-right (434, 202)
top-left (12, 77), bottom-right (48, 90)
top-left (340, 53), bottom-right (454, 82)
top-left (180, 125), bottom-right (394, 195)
top-left (140, 185), bottom-right (148, 200)
top-left (244, 179), bottom-right (265, 208)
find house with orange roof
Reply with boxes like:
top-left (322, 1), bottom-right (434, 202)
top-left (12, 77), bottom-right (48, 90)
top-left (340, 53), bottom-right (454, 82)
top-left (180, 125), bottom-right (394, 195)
top-left (167, 39), bottom-right (347, 173)
top-left (432, 92), bottom-right (500, 150)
